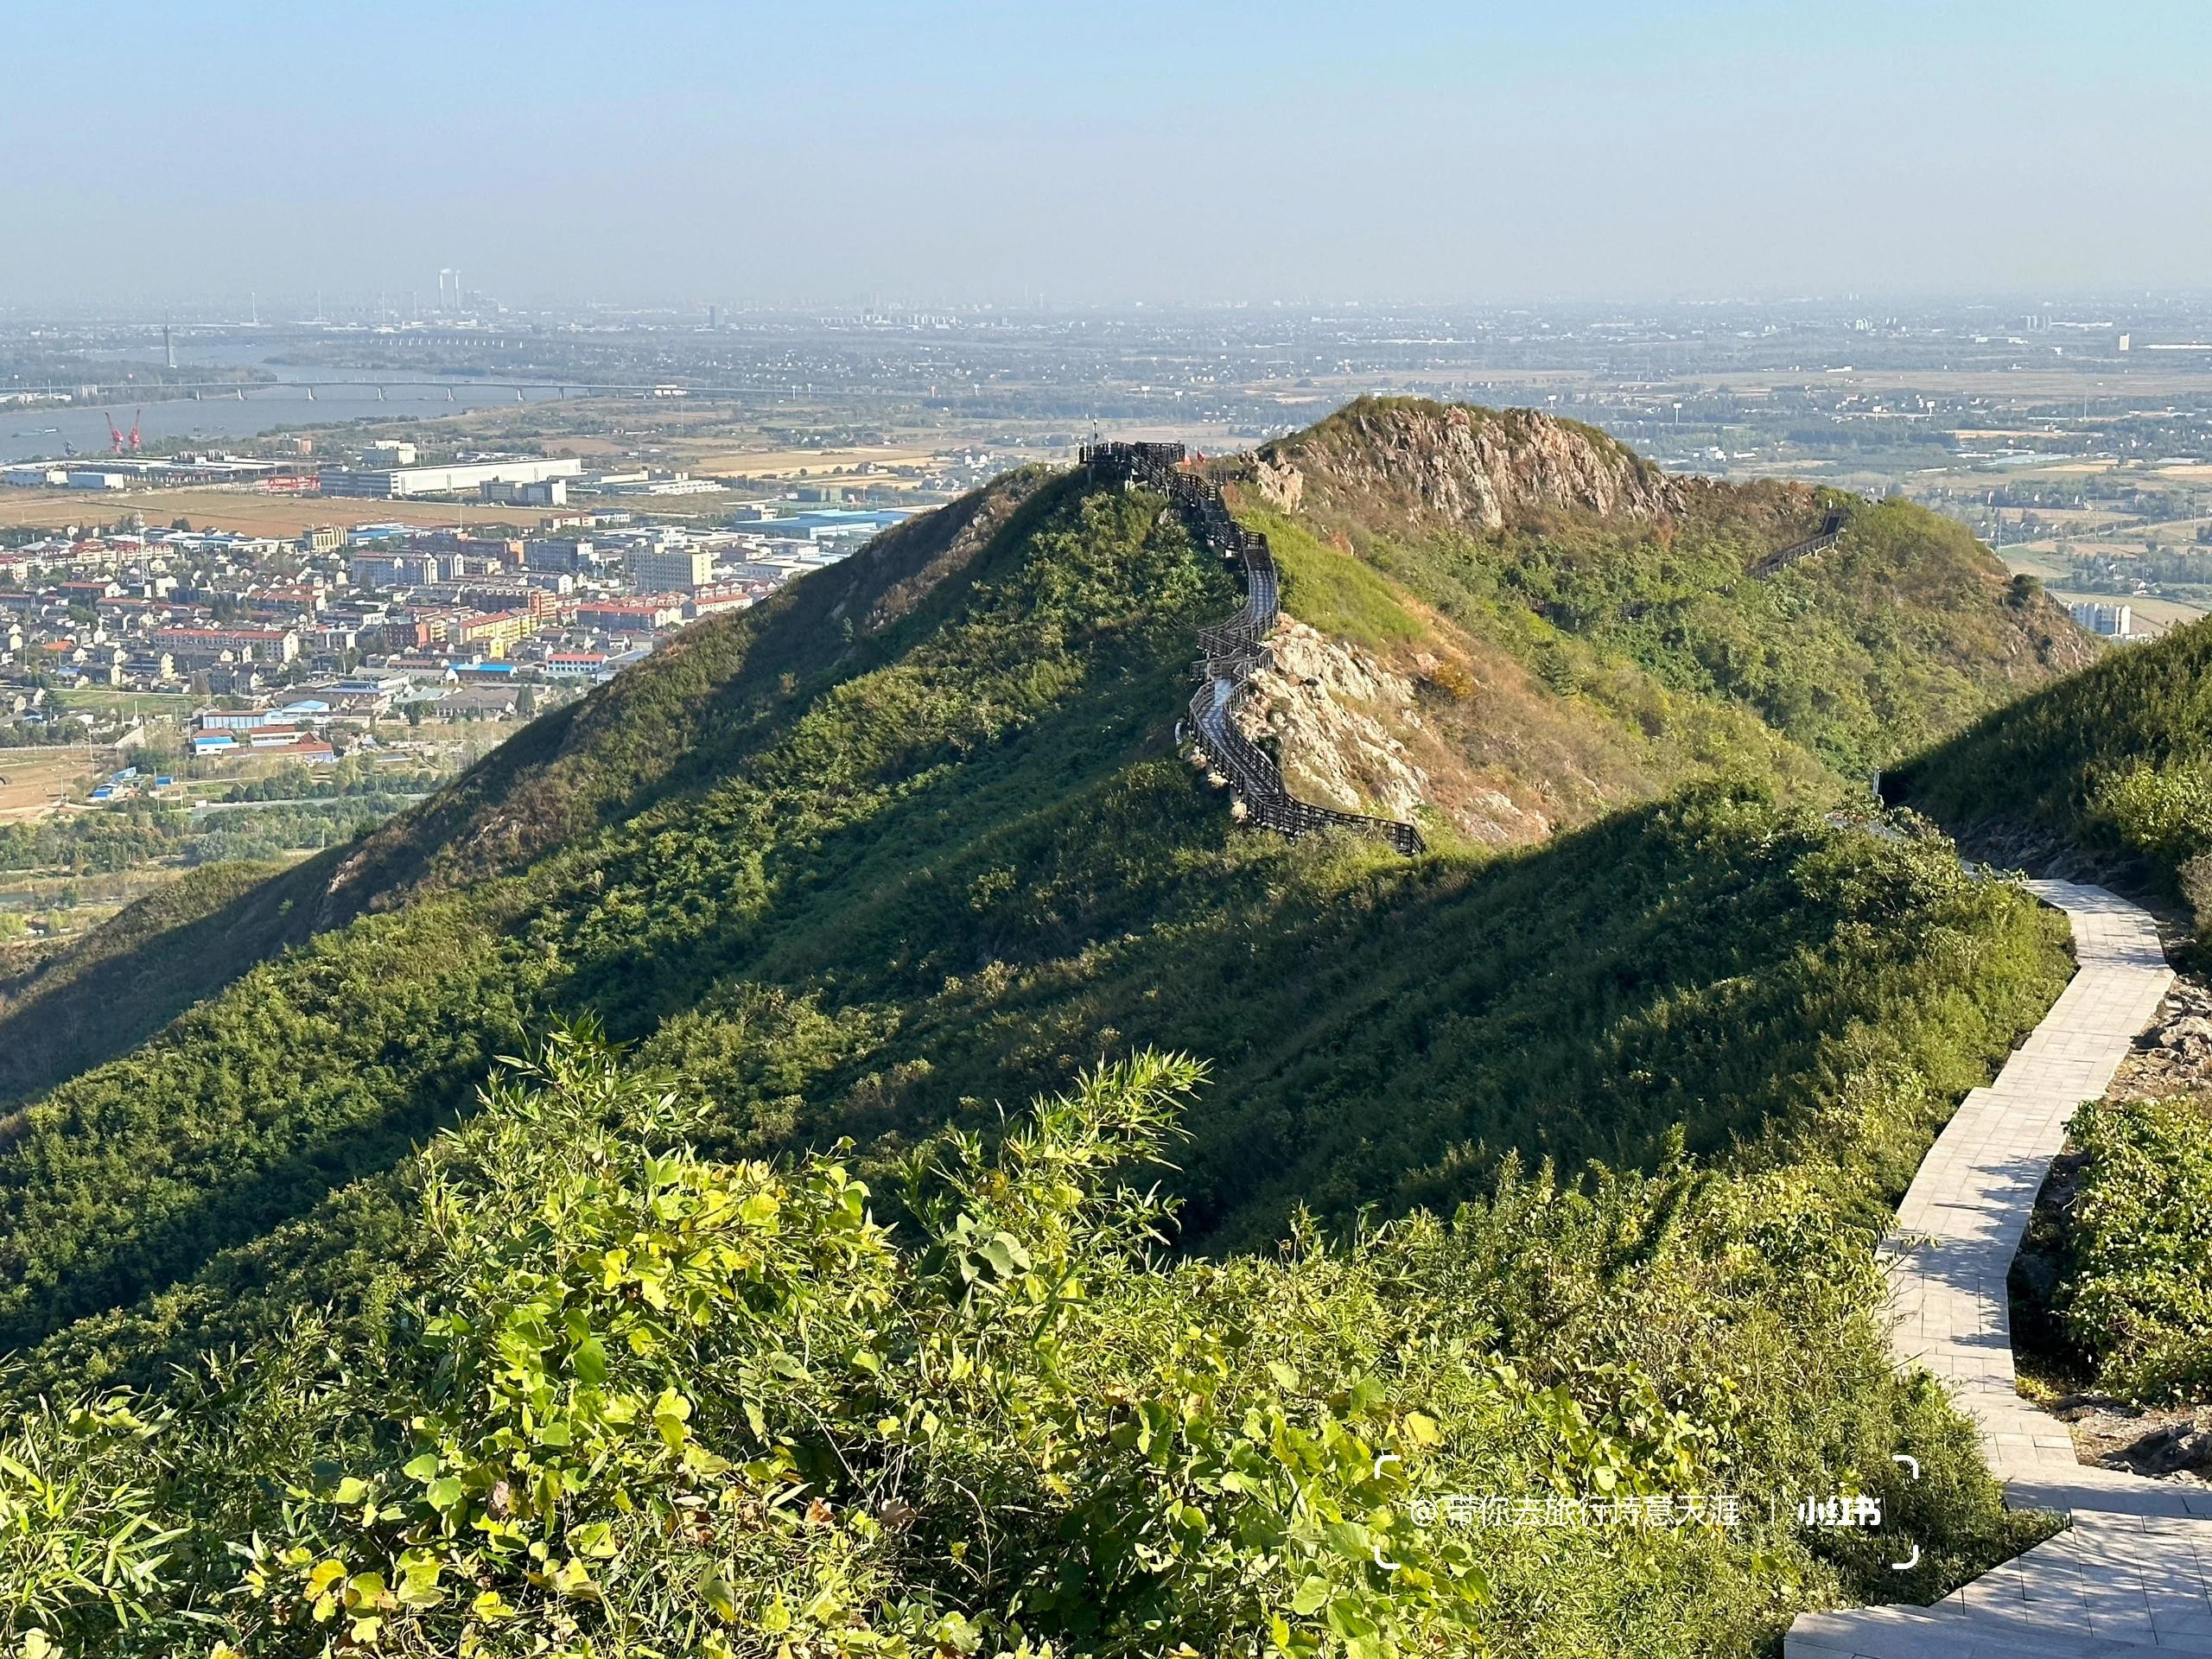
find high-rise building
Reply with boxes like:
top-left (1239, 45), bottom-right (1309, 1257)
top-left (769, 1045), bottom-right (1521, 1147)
top-left (627, 546), bottom-right (714, 593)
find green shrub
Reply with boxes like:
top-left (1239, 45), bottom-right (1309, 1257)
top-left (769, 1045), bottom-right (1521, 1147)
top-left (0, 1035), bottom-right (2039, 1658)
top-left (2088, 760), bottom-right (2212, 868)
top-left (2060, 1096), bottom-right (2212, 1402)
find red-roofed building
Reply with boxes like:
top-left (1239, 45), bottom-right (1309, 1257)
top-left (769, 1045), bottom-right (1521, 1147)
top-left (543, 652), bottom-right (610, 681)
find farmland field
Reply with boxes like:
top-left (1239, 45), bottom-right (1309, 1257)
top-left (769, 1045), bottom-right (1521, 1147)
top-left (0, 749), bottom-right (98, 821)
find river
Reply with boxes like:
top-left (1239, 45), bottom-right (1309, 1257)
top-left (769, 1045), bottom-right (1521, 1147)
top-left (3, 341), bottom-right (575, 465)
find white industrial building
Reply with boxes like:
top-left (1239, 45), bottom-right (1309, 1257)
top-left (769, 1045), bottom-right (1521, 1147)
top-left (320, 456), bottom-right (583, 499)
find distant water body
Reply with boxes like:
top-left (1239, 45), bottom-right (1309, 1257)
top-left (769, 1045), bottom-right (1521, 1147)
top-left (3, 335), bottom-right (580, 466)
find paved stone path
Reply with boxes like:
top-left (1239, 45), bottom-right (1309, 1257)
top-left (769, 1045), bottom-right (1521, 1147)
top-left (1789, 880), bottom-right (2212, 1657)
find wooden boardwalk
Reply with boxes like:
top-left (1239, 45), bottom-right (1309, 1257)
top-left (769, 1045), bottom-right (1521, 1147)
top-left (1790, 880), bottom-right (2212, 1657)
top-left (1079, 442), bottom-right (1422, 855)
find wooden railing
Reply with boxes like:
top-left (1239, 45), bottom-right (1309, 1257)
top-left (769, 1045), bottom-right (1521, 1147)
top-left (1082, 442), bottom-right (1425, 856)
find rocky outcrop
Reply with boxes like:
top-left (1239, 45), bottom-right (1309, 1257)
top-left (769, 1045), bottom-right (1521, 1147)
top-left (1237, 620), bottom-right (1554, 845)
top-left (1085, 441), bottom-right (1426, 855)
top-left (1255, 397), bottom-right (1686, 534)
top-left (1251, 454), bottom-right (1304, 514)
top-left (1236, 620), bottom-right (1429, 823)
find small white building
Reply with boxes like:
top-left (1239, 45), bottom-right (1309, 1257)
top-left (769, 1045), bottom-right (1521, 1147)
top-left (2069, 601), bottom-right (2136, 639)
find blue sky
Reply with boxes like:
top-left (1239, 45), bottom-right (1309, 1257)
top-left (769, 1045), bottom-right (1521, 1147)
top-left (1, 0), bottom-right (2203, 308)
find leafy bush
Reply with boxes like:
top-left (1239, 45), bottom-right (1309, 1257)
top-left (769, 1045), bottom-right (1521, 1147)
top-left (0, 1035), bottom-right (2040, 1658)
top-left (2086, 760), bottom-right (2212, 868)
top-left (2058, 1096), bottom-right (2212, 1402)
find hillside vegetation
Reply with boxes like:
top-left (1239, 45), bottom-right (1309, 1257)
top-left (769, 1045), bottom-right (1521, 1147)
top-left (1895, 615), bottom-right (2212, 935)
top-left (0, 858), bottom-right (305, 1113)
top-left (1229, 397), bottom-right (2091, 834)
top-left (1, 1027), bottom-right (2062, 1659)
top-left (1891, 619), bottom-right (2212, 1408)
top-left (0, 404), bottom-right (2093, 1654)
top-left (2055, 1094), bottom-right (2212, 1403)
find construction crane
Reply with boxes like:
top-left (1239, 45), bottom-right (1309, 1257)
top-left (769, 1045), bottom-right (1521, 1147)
top-left (128, 409), bottom-right (143, 453)
top-left (105, 412), bottom-right (125, 454)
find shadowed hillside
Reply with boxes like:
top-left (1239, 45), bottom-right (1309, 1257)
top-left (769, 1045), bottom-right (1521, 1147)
top-left (0, 472), bottom-right (1059, 1109)
top-left (1894, 615), bottom-right (2212, 933)
top-left (0, 858), bottom-right (321, 1115)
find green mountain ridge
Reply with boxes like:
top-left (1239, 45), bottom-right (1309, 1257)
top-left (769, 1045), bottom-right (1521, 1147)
top-left (0, 400), bottom-right (2100, 1655)
top-left (1238, 397), bottom-right (2093, 798)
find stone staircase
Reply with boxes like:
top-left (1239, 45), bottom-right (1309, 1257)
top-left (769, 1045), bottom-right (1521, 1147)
top-left (1789, 880), bottom-right (2212, 1657)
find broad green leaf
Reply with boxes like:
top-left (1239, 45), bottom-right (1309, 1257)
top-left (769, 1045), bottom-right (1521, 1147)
top-left (1322, 1519), bottom-right (1371, 1561)
top-left (306, 1559), bottom-right (348, 1596)
top-left (574, 1336), bottom-right (608, 1388)
top-left (701, 1572), bottom-right (740, 1623)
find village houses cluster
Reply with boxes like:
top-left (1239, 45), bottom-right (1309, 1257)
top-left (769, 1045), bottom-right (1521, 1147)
top-left (1, 493), bottom-right (907, 750)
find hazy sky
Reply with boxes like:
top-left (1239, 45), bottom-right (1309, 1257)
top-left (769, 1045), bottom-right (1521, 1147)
top-left (3, 0), bottom-right (2204, 311)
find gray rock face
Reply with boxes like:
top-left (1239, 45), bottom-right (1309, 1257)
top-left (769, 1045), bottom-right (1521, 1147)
top-left (1236, 620), bottom-right (1429, 823)
top-left (2119, 1421), bottom-right (2212, 1476)
top-left (1258, 403), bottom-right (1687, 534)
top-left (1234, 620), bottom-right (1553, 843)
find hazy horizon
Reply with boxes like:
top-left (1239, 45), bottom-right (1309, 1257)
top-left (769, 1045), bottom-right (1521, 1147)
top-left (3, 0), bottom-right (2206, 312)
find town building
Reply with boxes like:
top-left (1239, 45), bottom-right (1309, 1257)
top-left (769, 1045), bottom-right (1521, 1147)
top-left (320, 457), bottom-right (582, 499)
top-left (2069, 601), bottom-right (2138, 639)
top-left (152, 625), bottom-right (301, 665)
top-left (543, 652), bottom-right (612, 681)
top-left (481, 478), bottom-right (568, 506)
top-left (626, 545), bottom-right (714, 593)
top-left (455, 610), bottom-right (533, 658)
top-left (575, 597), bottom-right (687, 633)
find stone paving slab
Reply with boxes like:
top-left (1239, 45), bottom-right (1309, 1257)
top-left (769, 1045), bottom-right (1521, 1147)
top-left (1788, 1603), bottom-right (2212, 1656)
top-left (1787, 880), bottom-right (2209, 1656)
top-left (1942, 1510), bottom-right (2212, 1632)
top-left (1880, 879), bottom-right (2174, 1489)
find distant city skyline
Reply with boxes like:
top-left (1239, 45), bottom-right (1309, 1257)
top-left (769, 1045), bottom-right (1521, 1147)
top-left (2, 0), bottom-right (2206, 309)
